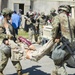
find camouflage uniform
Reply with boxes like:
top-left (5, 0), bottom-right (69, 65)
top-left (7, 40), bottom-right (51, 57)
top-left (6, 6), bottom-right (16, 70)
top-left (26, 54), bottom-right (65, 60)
top-left (0, 8), bottom-right (22, 75)
top-left (51, 5), bottom-right (75, 75)
top-left (34, 20), bottom-right (39, 43)
top-left (28, 14), bottom-right (36, 43)
top-left (0, 16), bottom-right (6, 38)
top-left (37, 12), bottom-right (46, 43)
top-left (49, 8), bottom-right (57, 23)
top-left (52, 7), bottom-right (75, 42)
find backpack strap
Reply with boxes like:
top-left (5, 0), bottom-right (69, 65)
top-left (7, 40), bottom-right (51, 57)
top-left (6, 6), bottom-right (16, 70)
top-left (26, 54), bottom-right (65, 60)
top-left (67, 16), bottom-right (73, 43)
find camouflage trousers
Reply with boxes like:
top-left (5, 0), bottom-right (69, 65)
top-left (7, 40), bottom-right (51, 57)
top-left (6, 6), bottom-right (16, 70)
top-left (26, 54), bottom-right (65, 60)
top-left (28, 28), bottom-right (35, 42)
top-left (51, 65), bottom-right (68, 75)
top-left (0, 50), bottom-right (22, 72)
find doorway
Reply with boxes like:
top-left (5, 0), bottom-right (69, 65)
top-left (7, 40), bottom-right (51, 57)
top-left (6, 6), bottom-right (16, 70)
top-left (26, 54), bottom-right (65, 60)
top-left (14, 3), bottom-right (24, 15)
top-left (19, 4), bottom-right (24, 14)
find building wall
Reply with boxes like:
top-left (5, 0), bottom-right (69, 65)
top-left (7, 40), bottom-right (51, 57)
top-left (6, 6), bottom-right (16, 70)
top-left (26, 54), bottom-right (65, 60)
top-left (33, 0), bottom-right (75, 15)
top-left (8, 0), bottom-right (30, 14)
top-left (33, 1), bottom-right (59, 15)
top-left (1, 0), bottom-right (8, 11)
top-left (7, 0), bottom-right (30, 28)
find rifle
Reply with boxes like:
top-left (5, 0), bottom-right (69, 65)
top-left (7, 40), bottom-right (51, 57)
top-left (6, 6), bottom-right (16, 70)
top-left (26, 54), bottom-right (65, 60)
top-left (58, 14), bottom-right (75, 61)
top-left (60, 36), bottom-right (75, 61)
top-left (61, 37), bottom-right (72, 54)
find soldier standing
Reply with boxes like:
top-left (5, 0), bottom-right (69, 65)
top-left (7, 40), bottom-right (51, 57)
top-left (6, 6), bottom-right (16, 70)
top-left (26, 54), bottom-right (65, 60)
top-left (49, 8), bottom-right (57, 23)
top-left (51, 5), bottom-right (75, 75)
top-left (34, 19), bottom-right (40, 43)
top-left (37, 12), bottom-right (46, 44)
top-left (28, 13), bottom-right (36, 43)
top-left (0, 8), bottom-right (27, 75)
top-left (0, 13), bottom-right (4, 26)
top-left (24, 12), bottom-right (30, 32)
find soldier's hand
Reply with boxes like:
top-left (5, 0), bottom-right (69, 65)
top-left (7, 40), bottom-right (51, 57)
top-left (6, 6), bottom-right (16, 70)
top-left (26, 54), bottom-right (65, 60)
top-left (55, 39), bottom-right (60, 43)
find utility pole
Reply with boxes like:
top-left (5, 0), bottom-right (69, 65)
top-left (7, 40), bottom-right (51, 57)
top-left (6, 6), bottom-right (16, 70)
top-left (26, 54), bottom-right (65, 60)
top-left (0, 0), bottom-right (1, 12)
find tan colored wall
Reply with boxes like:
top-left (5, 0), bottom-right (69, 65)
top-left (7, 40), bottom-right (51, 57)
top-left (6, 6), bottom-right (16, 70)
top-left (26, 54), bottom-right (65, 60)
top-left (2, 0), bottom-right (74, 27)
top-left (7, 0), bottom-right (31, 28)
top-left (33, 1), bottom-right (59, 15)
top-left (1, 0), bottom-right (8, 11)
top-left (33, 0), bottom-right (75, 18)
top-left (8, 0), bottom-right (30, 14)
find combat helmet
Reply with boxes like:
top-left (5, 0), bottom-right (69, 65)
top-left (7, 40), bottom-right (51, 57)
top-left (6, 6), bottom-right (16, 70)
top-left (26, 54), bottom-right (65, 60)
top-left (2, 8), bottom-right (12, 15)
top-left (67, 5), bottom-right (71, 13)
top-left (50, 8), bottom-right (56, 13)
top-left (58, 5), bottom-right (70, 13)
top-left (40, 12), bottom-right (45, 16)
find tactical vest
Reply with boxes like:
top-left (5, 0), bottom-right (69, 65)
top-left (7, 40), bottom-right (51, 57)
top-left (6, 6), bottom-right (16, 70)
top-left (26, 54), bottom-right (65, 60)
top-left (52, 13), bottom-right (75, 42)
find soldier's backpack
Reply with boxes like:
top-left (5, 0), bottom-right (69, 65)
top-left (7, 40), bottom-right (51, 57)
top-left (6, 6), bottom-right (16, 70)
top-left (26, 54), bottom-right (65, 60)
top-left (51, 44), bottom-right (67, 65)
top-left (0, 43), bottom-right (11, 55)
top-left (51, 15), bottom-right (74, 65)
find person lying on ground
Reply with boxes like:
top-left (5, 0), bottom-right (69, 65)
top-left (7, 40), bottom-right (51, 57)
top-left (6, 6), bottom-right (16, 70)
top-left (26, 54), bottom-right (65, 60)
top-left (17, 36), bottom-right (54, 61)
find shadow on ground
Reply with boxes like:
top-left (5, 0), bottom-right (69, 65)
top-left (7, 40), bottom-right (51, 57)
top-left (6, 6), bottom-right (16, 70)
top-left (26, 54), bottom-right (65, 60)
top-left (69, 74), bottom-right (75, 75)
top-left (7, 65), bottom-right (50, 75)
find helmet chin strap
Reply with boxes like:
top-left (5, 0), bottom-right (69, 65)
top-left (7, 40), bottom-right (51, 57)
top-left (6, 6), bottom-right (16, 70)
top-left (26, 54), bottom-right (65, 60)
top-left (66, 13), bottom-right (70, 16)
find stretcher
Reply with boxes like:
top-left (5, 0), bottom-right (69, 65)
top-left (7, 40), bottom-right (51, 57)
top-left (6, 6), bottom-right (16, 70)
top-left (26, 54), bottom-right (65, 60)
top-left (11, 37), bottom-right (54, 61)
top-left (10, 37), bottom-right (75, 68)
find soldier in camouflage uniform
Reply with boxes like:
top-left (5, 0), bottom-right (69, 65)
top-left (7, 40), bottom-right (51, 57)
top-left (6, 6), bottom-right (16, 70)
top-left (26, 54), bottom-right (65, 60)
top-left (28, 13), bottom-right (36, 43)
top-left (0, 13), bottom-right (6, 38)
top-left (0, 8), bottom-right (27, 75)
top-left (49, 8), bottom-right (57, 23)
top-left (37, 12), bottom-right (46, 44)
top-left (51, 5), bottom-right (75, 75)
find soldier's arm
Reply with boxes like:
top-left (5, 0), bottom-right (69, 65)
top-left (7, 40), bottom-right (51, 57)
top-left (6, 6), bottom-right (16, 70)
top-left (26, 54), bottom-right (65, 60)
top-left (52, 16), bottom-right (60, 41)
top-left (70, 19), bottom-right (75, 38)
top-left (73, 19), bottom-right (75, 38)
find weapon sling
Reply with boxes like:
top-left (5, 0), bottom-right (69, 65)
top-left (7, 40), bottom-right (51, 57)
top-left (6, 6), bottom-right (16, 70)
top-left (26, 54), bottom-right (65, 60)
top-left (60, 15), bottom-right (75, 61)
top-left (67, 16), bottom-right (73, 43)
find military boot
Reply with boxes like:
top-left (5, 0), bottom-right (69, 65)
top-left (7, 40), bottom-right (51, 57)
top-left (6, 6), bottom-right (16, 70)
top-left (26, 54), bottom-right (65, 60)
top-left (22, 72), bottom-right (29, 75)
top-left (0, 71), bottom-right (3, 75)
top-left (17, 70), bottom-right (22, 75)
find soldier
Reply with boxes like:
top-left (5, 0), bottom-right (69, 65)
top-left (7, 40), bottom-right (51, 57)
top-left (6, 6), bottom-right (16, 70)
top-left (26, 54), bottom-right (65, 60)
top-left (37, 12), bottom-right (47, 44)
top-left (0, 8), bottom-right (27, 75)
top-left (0, 38), bottom-right (11, 75)
top-left (34, 19), bottom-right (40, 43)
top-left (51, 5), bottom-right (75, 75)
top-left (0, 12), bottom-right (6, 38)
top-left (28, 13), bottom-right (36, 43)
top-left (24, 12), bottom-right (30, 32)
top-left (49, 8), bottom-right (57, 23)
top-left (0, 13), bottom-right (4, 26)
top-left (2, 8), bottom-right (17, 41)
